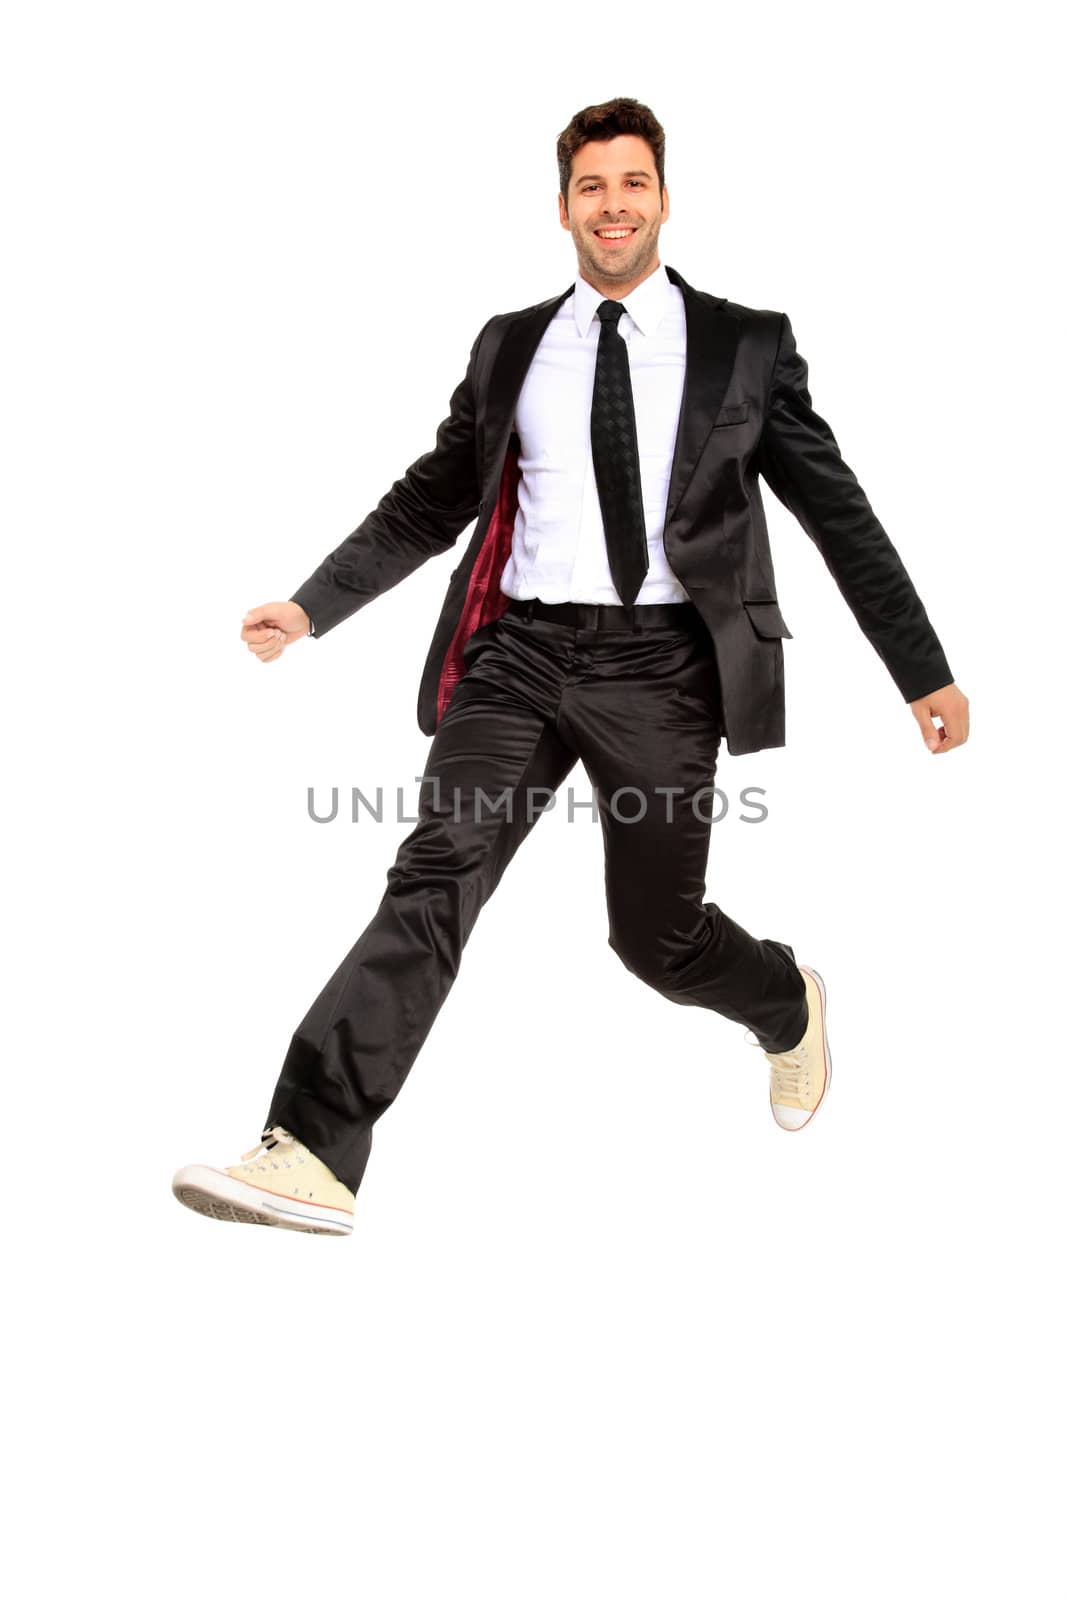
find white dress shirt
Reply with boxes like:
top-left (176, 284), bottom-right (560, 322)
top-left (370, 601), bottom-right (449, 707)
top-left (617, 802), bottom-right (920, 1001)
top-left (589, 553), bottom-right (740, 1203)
top-left (499, 258), bottom-right (690, 605)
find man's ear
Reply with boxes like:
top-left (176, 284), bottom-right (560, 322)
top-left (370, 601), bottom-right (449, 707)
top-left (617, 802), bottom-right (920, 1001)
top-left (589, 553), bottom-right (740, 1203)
top-left (661, 182), bottom-right (670, 223)
top-left (558, 192), bottom-right (570, 231)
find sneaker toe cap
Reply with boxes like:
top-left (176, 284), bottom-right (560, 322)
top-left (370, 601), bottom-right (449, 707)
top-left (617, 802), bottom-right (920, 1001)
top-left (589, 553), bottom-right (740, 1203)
top-left (772, 1104), bottom-right (813, 1130)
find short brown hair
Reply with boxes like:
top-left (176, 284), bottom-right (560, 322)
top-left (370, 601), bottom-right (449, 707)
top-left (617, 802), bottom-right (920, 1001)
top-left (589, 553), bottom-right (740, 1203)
top-left (557, 97), bottom-right (666, 213)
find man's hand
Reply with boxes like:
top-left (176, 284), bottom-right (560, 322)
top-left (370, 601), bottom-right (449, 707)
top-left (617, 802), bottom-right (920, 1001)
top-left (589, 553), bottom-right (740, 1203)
top-left (909, 682), bottom-right (969, 754)
top-left (240, 601), bottom-right (311, 663)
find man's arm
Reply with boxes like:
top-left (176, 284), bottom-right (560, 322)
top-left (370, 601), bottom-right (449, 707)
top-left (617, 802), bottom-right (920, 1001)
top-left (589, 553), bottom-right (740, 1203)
top-left (757, 313), bottom-right (954, 705)
top-left (290, 317), bottom-right (492, 639)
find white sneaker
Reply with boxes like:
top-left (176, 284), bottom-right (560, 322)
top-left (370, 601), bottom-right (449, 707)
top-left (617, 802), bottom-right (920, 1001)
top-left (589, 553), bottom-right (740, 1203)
top-left (746, 965), bottom-right (832, 1131)
top-left (172, 1126), bottom-right (355, 1234)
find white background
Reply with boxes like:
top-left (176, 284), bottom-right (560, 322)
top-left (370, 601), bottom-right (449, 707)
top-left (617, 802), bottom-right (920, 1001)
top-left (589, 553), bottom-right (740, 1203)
top-left (4, 1), bottom-right (1064, 1594)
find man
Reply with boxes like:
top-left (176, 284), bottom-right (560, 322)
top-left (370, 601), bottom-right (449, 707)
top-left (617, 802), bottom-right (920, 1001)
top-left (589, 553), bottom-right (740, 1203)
top-left (172, 97), bottom-right (968, 1237)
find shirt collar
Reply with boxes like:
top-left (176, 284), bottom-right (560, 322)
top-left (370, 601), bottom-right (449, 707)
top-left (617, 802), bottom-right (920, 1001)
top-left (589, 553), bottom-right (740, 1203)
top-left (572, 259), bottom-right (670, 339)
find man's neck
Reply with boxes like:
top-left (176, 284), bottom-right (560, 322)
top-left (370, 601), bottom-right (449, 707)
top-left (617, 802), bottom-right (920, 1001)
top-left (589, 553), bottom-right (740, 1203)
top-left (579, 254), bottom-right (662, 301)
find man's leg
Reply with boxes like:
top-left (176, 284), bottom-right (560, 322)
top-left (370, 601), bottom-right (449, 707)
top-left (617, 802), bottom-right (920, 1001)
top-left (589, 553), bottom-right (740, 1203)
top-left (262, 619), bottom-right (579, 1192)
top-left (557, 614), bottom-right (809, 1054)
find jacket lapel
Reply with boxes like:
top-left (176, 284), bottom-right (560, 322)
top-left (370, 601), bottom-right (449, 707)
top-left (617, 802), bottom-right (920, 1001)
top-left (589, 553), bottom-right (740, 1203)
top-left (480, 284), bottom-right (575, 486)
top-left (662, 263), bottom-right (740, 528)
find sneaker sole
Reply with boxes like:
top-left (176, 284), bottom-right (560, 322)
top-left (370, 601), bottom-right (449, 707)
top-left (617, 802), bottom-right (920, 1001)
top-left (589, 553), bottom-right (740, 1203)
top-left (171, 1165), bottom-right (353, 1235)
top-left (771, 964), bottom-right (832, 1132)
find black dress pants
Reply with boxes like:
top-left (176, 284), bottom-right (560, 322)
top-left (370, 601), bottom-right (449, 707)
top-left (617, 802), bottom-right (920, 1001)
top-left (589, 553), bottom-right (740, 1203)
top-left (263, 599), bottom-right (809, 1193)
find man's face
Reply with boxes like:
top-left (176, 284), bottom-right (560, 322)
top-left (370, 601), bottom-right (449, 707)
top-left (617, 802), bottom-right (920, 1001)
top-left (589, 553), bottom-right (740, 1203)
top-left (558, 134), bottom-right (669, 291)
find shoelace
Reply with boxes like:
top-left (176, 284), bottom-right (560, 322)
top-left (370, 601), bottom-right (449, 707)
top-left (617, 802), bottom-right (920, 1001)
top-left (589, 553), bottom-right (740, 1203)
top-left (744, 1030), bottom-right (812, 1099)
top-left (240, 1126), bottom-right (298, 1164)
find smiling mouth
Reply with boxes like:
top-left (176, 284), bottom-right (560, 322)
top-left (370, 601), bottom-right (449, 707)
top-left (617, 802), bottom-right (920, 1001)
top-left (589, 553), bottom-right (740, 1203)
top-left (594, 227), bottom-right (637, 243)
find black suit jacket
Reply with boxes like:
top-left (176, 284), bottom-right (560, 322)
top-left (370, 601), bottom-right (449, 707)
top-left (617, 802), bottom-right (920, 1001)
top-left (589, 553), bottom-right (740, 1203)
top-left (290, 262), bottom-right (954, 756)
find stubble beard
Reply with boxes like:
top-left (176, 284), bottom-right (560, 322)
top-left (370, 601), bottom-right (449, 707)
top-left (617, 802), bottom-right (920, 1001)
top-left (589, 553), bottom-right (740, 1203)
top-left (573, 214), bottom-right (661, 291)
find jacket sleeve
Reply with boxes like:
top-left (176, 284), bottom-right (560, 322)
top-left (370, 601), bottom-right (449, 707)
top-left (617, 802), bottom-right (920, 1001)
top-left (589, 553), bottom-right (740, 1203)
top-left (289, 319), bottom-right (491, 639)
top-left (757, 313), bottom-right (954, 702)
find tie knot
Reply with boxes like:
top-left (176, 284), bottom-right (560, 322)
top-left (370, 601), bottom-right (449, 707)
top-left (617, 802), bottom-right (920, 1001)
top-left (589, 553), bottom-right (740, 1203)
top-left (596, 299), bottom-right (625, 328)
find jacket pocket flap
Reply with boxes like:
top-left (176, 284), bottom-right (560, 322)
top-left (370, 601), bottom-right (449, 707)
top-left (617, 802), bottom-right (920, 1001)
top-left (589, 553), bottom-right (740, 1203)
top-left (713, 401), bottom-right (750, 427)
top-left (743, 599), bottom-right (793, 639)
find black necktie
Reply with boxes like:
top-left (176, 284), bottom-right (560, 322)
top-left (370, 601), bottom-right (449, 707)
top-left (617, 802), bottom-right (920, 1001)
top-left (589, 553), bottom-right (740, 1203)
top-left (590, 298), bottom-right (649, 607)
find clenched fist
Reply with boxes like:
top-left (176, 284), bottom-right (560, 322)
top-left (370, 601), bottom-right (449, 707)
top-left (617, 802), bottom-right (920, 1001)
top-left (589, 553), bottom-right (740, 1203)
top-left (909, 680), bottom-right (970, 753)
top-left (240, 601), bottom-right (311, 663)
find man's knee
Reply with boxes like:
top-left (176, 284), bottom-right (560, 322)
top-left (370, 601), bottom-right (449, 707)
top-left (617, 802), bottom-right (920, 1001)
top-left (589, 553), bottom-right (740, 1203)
top-left (607, 923), bottom-right (695, 994)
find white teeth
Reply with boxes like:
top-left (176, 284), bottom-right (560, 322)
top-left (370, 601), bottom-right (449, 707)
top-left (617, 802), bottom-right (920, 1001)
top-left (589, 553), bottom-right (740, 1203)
top-left (597, 229), bottom-right (634, 239)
